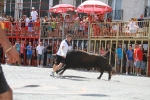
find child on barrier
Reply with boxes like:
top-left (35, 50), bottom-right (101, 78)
top-left (47, 23), bottom-right (52, 37)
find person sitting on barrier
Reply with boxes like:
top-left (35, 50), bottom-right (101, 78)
top-left (28, 17), bottom-right (33, 35)
top-left (128, 18), bottom-right (136, 37)
top-left (47, 22), bottom-right (52, 37)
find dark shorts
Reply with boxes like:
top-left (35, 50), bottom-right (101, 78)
top-left (27, 55), bottom-right (32, 60)
top-left (55, 55), bottom-right (65, 65)
top-left (20, 53), bottom-right (24, 58)
top-left (37, 54), bottom-right (43, 60)
top-left (33, 56), bottom-right (37, 60)
top-left (0, 65), bottom-right (10, 94)
top-left (52, 28), bottom-right (55, 32)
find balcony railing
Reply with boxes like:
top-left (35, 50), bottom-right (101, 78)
top-left (107, 10), bottom-right (123, 20)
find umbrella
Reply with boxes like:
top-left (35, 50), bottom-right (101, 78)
top-left (50, 4), bottom-right (75, 13)
top-left (77, 0), bottom-right (112, 14)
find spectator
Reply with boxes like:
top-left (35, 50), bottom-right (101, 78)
top-left (0, 13), bottom-right (6, 21)
top-left (135, 45), bottom-right (143, 76)
top-left (31, 7), bottom-right (38, 22)
top-left (32, 44), bottom-right (37, 66)
top-left (47, 42), bottom-right (52, 67)
top-left (126, 45), bottom-right (134, 75)
top-left (134, 43), bottom-right (139, 75)
top-left (0, 44), bottom-right (2, 63)
top-left (10, 16), bottom-right (15, 32)
top-left (26, 42), bottom-right (32, 67)
top-left (28, 17), bottom-right (33, 34)
top-left (20, 15), bottom-right (26, 35)
top-left (35, 17), bottom-right (40, 35)
top-left (36, 42), bottom-right (44, 68)
top-left (14, 39), bottom-right (20, 53)
top-left (142, 48), bottom-right (147, 75)
top-left (99, 46), bottom-right (106, 56)
top-left (116, 44), bottom-right (123, 73)
top-left (20, 40), bottom-right (25, 65)
top-left (137, 14), bottom-right (144, 28)
top-left (128, 18), bottom-right (136, 36)
top-left (25, 15), bottom-right (29, 33)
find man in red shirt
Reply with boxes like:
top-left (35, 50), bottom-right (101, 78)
top-left (135, 45), bottom-right (143, 76)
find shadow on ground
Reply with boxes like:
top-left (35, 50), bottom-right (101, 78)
top-left (81, 94), bottom-right (108, 97)
top-left (24, 85), bottom-right (40, 88)
top-left (56, 75), bottom-right (90, 81)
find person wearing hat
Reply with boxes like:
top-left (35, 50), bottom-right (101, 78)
top-left (31, 7), bottom-right (38, 22)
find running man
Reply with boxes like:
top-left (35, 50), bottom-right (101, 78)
top-left (50, 34), bottom-right (72, 76)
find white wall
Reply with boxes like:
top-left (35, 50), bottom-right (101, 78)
top-left (61, 0), bottom-right (74, 5)
top-left (122, 0), bottom-right (147, 21)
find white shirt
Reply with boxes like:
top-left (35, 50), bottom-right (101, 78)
top-left (112, 25), bottom-right (119, 31)
top-left (36, 45), bottom-right (44, 55)
top-left (128, 22), bottom-right (136, 30)
top-left (57, 40), bottom-right (70, 57)
top-left (25, 18), bottom-right (30, 26)
top-left (31, 11), bottom-right (38, 21)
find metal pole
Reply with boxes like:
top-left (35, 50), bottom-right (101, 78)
top-left (62, 20), bottom-right (65, 40)
top-left (88, 22), bottom-right (91, 53)
top-left (94, 40), bottom-right (96, 53)
top-left (39, 0), bottom-right (41, 18)
top-left (121, 40), bottom-right (124, 73)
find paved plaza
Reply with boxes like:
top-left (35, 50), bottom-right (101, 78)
top-left (1, 64), bottom-right (150, 100)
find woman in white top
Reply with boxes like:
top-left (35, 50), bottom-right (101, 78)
top-left (127, 18), bottom-right (136, 36)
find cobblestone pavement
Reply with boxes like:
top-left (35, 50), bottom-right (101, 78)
top-left (2, 64), bottom-right (150, 100)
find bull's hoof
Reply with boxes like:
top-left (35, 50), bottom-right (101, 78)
top-left (97, 77), bottom-right (101, 79)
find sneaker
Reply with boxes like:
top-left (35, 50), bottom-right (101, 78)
top-left (50, 72), bottom-right (55, 77)
top-left (40, 65), bottom-right (43, 68)
top-left (137, 74), bottom-right (139, 76)
top-left (138, 74), bottom-right (141, 76)
top-left (38, 65), bottom-right (40, 68)
top-left (130, 72), bottom-right (133, 75)
top-left (126, 72), bottom-right (128, 75)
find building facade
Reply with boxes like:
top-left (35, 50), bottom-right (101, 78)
top-left (0, 0), bottom-right (149, 21)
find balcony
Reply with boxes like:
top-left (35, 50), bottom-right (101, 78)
top-left (107, 10), bottom-right (123, 20)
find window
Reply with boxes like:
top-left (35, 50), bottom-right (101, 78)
top-left (23, 0), bottom-right (32, 17)
top-left (108, 0), bottom-right (123, 20)
top-left (53, 0), bottom-right (59, 6)
top-left (5, 0), bottom-right (15, 17)
top-left (75, 0), bottom-right (86, 7)
top-left (23, 0), bottom-right (49, 17)
top-left (40, 0), bottom-right (49, 17)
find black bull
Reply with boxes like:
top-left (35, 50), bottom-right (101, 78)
top-left (57, 50), bottom-right (115, 80)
